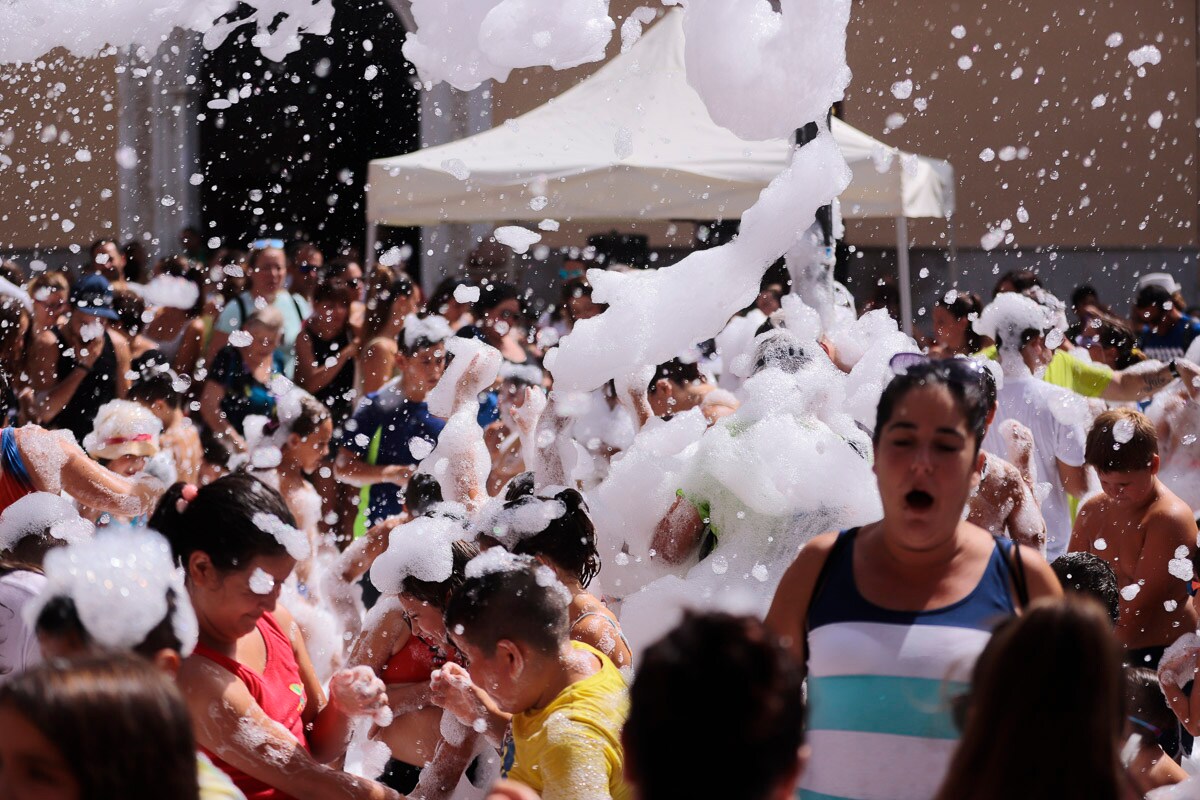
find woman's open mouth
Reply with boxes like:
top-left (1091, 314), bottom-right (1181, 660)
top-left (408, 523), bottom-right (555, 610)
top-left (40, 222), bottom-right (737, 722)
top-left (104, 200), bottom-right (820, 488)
top-left (905, 489), bottom-right (934, 510)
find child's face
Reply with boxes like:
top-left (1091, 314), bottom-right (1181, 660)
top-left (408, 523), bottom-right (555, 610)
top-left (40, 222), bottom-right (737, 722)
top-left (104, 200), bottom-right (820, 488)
top-left (398, 593), bottom-right (448, 646)
top-left (1098, 467), bottom-right (1157, 505)
top-left (397, 345), bottom-right (447, 402)
top-left (287, 418), bottom-right (333, 475)
top-left (450, 637), bottom-right (522, 713)
top-left (107, 454), bottom-right (148, 477)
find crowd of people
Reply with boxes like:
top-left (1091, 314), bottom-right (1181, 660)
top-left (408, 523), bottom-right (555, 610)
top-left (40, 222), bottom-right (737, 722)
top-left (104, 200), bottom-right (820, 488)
top-left (1, 231), bottom-right (1200, 800)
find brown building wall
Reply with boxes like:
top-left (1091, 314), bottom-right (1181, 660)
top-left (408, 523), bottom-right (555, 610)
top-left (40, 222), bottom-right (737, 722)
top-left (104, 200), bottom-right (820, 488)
top-left (0, 52), bottom-right (121, 252)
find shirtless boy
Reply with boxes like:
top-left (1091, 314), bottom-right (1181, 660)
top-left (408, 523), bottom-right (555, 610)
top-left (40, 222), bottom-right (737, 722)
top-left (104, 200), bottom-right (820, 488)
top-left (1069, 408), bottom-right (1198, 666)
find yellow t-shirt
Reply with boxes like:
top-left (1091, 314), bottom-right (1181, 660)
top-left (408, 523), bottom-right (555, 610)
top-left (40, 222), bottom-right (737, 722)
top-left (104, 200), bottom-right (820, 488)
top-left (197, 752), bottom-right (247, 800)
top-left (507, 643), bottom-right (633, 800)
top-left (978, 345), bottom-right (1113, 398)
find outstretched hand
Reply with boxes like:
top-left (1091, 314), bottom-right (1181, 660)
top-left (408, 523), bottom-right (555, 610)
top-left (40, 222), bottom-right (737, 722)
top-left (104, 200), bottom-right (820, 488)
top-left (330, 666), bottom-right (393, 726)
top-left (429, 662), bottom-right (488, 728)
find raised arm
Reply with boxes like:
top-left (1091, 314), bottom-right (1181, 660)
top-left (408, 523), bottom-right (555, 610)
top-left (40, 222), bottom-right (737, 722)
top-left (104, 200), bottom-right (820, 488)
top-left (178, 657), bottom-right (401, 800)
top-left (1102, 360), bottom-right (1198, 403)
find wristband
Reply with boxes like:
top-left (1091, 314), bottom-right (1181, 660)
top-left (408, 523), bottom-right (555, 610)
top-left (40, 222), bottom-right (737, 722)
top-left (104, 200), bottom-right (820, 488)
top-left (1168, 360), bottom-right (1180, 378)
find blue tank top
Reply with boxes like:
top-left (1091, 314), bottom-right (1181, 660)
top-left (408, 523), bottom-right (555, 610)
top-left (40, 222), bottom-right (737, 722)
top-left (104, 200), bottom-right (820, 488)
top-left (799, 528), bottom-right (1018, 800)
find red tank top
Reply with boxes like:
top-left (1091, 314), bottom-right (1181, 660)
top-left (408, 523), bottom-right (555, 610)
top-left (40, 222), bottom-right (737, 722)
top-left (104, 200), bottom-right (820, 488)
top-left (193, 612), bottom-right (309, 800)
top-left (0, 428), bottom-right (34, 515)
top-left (381, 634), bottom-right (459, 684)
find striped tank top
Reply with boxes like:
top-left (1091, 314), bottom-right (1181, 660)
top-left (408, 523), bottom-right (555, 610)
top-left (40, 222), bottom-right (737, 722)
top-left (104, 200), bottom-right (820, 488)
top-left (799, 528), bottom-right (1017, 800)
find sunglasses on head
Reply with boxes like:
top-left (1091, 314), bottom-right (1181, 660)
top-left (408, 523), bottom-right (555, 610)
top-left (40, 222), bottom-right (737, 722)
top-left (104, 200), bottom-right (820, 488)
top-left (250, 238), bottom-right (285, 251)
top-left (889, 352), bottom-right (991, 386)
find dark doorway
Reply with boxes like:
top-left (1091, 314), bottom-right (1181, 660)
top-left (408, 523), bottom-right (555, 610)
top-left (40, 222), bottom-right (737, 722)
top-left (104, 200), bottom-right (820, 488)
top-left (198, 0), bottom-right (420, 258)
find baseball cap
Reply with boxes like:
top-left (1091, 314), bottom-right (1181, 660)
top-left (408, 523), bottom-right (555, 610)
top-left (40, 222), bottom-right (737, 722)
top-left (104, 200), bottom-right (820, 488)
top-left (69, 274), bottom-right (119, 320)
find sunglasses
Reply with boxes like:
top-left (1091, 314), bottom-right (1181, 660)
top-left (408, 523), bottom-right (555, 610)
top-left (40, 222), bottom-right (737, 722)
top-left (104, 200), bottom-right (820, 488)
top-left (250, 238), bottom-right (285, 250)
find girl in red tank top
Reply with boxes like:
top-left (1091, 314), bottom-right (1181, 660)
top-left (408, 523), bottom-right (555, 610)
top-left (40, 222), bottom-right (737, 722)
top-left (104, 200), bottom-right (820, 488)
top-left (193, 611), bottom-right (309, 800)
top-left (158, 474), bottom-right (397, 800)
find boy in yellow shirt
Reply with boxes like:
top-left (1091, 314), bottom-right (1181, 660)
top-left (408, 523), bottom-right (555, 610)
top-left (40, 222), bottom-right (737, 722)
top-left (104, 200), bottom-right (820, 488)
top-left (438, 556), bottom-right (632, 800)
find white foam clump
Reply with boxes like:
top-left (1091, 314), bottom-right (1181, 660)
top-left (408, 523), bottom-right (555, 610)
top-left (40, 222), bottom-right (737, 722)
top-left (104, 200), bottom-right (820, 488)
top-left (547, 130), bottom-right (849, 391)
top-left (1121, 583), bottom-right (1141, 601)
top-left (1128, 45), bottom-right (1162, 68)
top-left (1169, 546), bottom-right (1194, 582)
top-left (621, 6), bottom-right (658, 52)
top-left (0, 492), bottom-right (94, 551)
top-left (82, 400), bottom-right (162, 458)
top-left (403, 0), bottom-right (615, 91)
top-left (0, 0), bottom-right (333, 65)
top-left (454, 285), bottom-right (481, 304)
top-left (1112, 417), bottom-right (1136, 444)
top-left (425, 337), bottom-right (503, 420)
top-left (409, 437), bottom-right (434, 460)
top-left (493, 226), bottom-right (542, 255)
top-left (369, 513), bottom-right (466, 594)
top-left (482, 498), bottom-right (567, 546)
top-left (891, 79), bottom-right (913, 100)
top-left (973, 293), bottom-right (1054, 352)
top-left (29, 527), bottom-right (198, 656)
top-left (135, 275), bottom-right (199, 310)
top-left (402, 313), bottom-right (454, 351)
top-left (663, 0), bottom-right (852, 141)
top-left (252, 513), bottom-right (311, 561)
top-left (249, 567), bottom-right (276, 595)
top-left (229, 330), bottom-right (254, 348)
top-left (1148, 111), bottom-right (1164, 130)
top-left (465, 548), bottom-right (531, 579)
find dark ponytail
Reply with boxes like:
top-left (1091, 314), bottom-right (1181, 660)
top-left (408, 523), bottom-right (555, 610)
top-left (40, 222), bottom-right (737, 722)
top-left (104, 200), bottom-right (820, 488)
top-left (509, 488), bottom-right (601, 588)
top-left (149, 473), bottom-right (296, 572)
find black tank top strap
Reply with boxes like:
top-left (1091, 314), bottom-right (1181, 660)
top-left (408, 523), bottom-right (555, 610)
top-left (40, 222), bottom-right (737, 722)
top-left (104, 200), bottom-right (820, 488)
top-left (992, 536), bottom-right (1029, 611)
top-left (804, 527), bottom-right (858, 629)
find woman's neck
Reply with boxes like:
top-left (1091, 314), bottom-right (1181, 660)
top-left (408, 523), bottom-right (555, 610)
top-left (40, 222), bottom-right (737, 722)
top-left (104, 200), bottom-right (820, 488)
top-left (873, 518), bottom-right (966, 570)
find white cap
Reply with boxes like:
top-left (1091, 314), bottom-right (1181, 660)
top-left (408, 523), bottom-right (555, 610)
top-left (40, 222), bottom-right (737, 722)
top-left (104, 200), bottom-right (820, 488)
top-left (1137, 272), bottom-right (1182, 295)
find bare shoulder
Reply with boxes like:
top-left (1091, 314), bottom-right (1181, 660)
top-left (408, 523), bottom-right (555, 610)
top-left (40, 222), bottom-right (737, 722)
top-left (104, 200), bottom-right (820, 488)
top-left (776, 530), bottom-right (842, 590)
top-left (178, 652), bottom-right (239, 697)
top-left (1148, 488), bottom-right (1197, 535)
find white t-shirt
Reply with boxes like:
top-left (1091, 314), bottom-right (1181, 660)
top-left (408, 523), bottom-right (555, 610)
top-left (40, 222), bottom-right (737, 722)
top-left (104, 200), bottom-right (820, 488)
top-left (981, 374), bottom-right (1086, 560)
top-left (0, 569), bottom-right (46, 684)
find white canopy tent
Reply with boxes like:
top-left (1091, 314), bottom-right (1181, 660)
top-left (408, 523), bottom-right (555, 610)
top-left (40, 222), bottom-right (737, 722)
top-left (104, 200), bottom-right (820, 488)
top-left (367, 10), bottom-right (955, 332)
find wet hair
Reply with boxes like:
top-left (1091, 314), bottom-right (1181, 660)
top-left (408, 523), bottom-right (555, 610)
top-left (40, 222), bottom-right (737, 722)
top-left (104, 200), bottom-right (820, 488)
top-left (110, 286), bottom-right (146, 337)
top-left (873, 360), bottom-right (991, 452)
top-left (0, 259), bottom-right (25, 286)
top-left (936, 291), bottom-right (985, 351)
top-left (1077, 313), bottom-right (1142, 370)
top-left (936, 597), bottom-right (1125, 800)
top-left (1085, 408), bottom-right (1158, 473)
top-left (29, 270), bottom-right (69, 297)
top-left (363, 271), bottom-right (414, 342)
top-left (1071, 284), bottom-right (1099, 309)
top-left (246, 304), bottom-right (285, 331)
top-left (444, 560), bottom-right (569, 657)
top-left (508, 489), bottom-right (601, 588)
top-left (128, 370), bottom-right (183, 410)
top-left (648, 358), bottom-right (704, 392)
top-left (286, 394), bottom-right (330, 439)
top-left (1050, 552), bottom-right (1119, 625)
top-left (149, 472), bottom-right (296, 572)
top-left (992, 268), bottom-right (1041, 298)
top-left (1135, 284), bottom-right (1175, 312)
top-left (474, 281), bottom-right (521, 315)
top-left (625, 612), bottom-right (805, 800)
top-left (405, 472), bottom-right (444, 517)
top-left (504, 471), bottom-right (536, 503)
top-left (35, 587), bottom-right (189, 658)
top-left (427, 277), bottom-right (470, 318)
top-left (1125, 667), bottom-right (1180, 757)
top-left (199, 424), bottom-right (232, 470)
top-left (0, 653), bottom-right (200, 800)
top-left (311, 282), bottom-right (357, 307)
top-left (400, 540), bottom-right (481, 609)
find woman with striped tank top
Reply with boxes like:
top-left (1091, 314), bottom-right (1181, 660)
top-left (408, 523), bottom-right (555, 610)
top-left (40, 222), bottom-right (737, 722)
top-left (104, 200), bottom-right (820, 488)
top-left (768, 355), bottom-right (1063, 800)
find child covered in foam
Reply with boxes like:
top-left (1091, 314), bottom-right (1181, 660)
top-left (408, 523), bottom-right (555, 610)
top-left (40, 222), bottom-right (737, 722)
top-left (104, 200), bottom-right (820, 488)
top-left (80, 399), bottom-right (166, 526)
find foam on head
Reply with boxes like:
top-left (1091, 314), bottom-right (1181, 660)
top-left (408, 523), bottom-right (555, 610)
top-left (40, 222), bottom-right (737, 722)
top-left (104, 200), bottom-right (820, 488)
top-left (974, 292), bottom-right (1054, 354)
top-left (27, 526), bottom-right (198, 656)
top-left (0, 492), bottom-right (94, 552)
top-left (369, 512), bottom-right (468, 595)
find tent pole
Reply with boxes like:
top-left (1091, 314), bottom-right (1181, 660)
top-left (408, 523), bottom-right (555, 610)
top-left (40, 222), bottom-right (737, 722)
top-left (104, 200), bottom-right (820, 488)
top-left (946, 213), bottom-right (958, 289)
top-left (365, 222), bottom-right (378, 271)
top-left (896, 215), bottom-right (913, 336)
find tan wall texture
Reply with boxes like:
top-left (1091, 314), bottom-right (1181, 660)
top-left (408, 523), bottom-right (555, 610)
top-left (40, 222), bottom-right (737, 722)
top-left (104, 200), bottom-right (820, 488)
top-left (0, 51), bottom-right (121, 251)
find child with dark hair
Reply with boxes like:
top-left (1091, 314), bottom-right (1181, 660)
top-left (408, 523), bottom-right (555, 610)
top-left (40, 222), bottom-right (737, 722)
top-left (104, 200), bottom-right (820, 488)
top-left (351, 538), bottom-right (486, 796)
top-left (502, 488), bottom-right (632, 668)
top-left (149, 473), bottom-right (399, 800)
top-left (1124, 667), bottom-right (1188, 794)
top-left (1051, 552), bottom-right (1120, 625)
top-left (435, 559), bottom-right (633, 800)
top-left (1070, 408), bottom-right (1198, 666)
top-left (129, 370), bottom-right (203, 485)
top-left (624, 612), bottom-right (807, 800)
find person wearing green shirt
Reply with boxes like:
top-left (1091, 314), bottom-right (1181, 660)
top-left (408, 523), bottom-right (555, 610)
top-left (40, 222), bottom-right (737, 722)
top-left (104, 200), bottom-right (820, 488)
top-left (977, 344), bottom-right (1199, 403)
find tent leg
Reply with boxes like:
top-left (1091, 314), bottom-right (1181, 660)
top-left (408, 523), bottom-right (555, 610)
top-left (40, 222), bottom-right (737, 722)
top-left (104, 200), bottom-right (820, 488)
top-left (365, 222), bottom-right (378, 270)
top-left (896, 215), bottom-right (914, 337)
top-left (946, 213), bottom-right (958, 289)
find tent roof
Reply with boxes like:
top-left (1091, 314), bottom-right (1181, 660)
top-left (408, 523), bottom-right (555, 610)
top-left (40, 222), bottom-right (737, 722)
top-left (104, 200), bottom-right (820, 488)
top-left (367, 11), bottom-right (954, 227)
